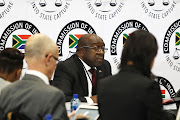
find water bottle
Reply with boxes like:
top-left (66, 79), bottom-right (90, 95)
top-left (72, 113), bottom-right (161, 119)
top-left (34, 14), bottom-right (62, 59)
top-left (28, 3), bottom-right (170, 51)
top-left (71, 94), bottom-right (81, 111)
top-left (45, 114), bottom-right (52, 120)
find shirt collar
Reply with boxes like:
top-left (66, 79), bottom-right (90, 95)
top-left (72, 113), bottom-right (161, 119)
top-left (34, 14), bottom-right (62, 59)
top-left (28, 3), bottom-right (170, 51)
top-left (26, 70), bottom-right (49, 85)
top-left (79, 58), bottom-right (96, 71)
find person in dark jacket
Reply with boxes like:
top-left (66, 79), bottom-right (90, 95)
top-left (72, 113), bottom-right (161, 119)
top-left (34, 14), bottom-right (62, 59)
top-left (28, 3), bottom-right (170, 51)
top-left (98, 29), bottom-right (168, 120)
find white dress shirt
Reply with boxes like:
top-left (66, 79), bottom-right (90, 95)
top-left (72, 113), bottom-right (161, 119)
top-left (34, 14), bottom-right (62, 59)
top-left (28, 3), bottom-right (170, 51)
top-left (26, 70), bottom-right (49, 85)
top-left (79, 58), bottom-right (95, 104)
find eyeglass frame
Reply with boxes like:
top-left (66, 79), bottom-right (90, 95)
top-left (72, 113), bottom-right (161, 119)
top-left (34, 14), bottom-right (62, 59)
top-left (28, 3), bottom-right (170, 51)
top-left (82, 46), bottom-right (108, 53)
top-left (45, 54), bottom-right (60, 64)
top-left (52, 55), bottom-right (60, 62)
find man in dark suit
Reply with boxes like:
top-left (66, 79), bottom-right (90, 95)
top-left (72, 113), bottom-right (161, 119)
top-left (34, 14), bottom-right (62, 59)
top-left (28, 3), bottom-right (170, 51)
top-left (0, 33), bottom-right (68, 120)
top-left (51, 34), bottom-right (112, 103)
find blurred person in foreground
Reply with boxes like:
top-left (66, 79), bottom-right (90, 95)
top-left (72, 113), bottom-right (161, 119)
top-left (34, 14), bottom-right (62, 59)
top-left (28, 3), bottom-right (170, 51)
top-left (51, 34), bottom-right (112, 103)
top-left (97, 29), bottom-right (168, 120)
top-left (0, 48), bottom-right (24, 94)
top-left (0, 33), bottom-right (69, 120)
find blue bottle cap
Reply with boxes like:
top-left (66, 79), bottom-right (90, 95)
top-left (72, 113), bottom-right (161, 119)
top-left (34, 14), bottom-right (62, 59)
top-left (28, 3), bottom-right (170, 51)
top-left (73, 94), bottom-right (78, 99)
top-left (45, 114), bottom-right (52, 120)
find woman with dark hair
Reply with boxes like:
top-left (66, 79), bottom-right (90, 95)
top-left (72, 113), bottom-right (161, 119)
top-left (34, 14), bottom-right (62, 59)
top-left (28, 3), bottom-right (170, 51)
top-left (120, 29), bottom-right (158, 78)
top-left (97, 30), bottom-right (167, 120)
top-left (0, 48), bottom-right (24, 93)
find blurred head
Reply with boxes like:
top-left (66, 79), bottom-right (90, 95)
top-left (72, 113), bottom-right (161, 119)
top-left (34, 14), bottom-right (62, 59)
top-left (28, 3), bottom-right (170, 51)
top-left (76, 34), bottom-right (107, 67)
top-left (0, 48), bottom-right (24, 82)
top-left (120, 29), bottom-right (158, 77)
top-left (25, 33), bottom-right (59, 80)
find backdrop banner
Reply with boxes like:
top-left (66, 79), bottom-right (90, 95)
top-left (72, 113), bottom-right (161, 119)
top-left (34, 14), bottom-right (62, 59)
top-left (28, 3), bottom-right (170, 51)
top-left (0, 0), bottom-right (179, 109)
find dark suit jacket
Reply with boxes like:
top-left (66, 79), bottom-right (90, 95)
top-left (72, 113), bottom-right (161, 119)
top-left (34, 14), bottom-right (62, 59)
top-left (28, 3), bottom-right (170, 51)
top-left (97, 66), bottom-right (167, 120)
top-left (0, 74), bottom-right (68, 120)
top-left (51, 54), bottom-right (112, 102)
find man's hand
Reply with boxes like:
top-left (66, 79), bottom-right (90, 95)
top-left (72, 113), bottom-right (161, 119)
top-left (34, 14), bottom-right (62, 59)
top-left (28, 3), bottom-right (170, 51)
top-left (76, 113), bottom-right (90, 120)
top-left (90, 95), bottom-right (97, 103)
top-left (68, 111), bottom-right (76, 119)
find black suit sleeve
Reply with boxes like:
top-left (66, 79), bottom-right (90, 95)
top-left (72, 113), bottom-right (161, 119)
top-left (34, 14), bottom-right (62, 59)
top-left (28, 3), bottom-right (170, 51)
top-left (51, 62), bottom-right (87, 102)
top-left (141, 81), bottom-right (167, 120)
top-left (51, 62), bottom-right (73, 101)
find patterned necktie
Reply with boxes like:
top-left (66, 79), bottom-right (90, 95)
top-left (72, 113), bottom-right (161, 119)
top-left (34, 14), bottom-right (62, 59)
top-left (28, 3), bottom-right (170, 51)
top-left (89, 68), bottom-right (97, 95)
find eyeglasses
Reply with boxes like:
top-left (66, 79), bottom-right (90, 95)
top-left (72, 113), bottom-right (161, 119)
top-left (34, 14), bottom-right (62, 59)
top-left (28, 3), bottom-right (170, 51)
top-left (52, 55), bottom-right (60, 64)
top-left (82, 46), bottom-right (108, 53)
top-left (46, 54), bottom-right (60, 64)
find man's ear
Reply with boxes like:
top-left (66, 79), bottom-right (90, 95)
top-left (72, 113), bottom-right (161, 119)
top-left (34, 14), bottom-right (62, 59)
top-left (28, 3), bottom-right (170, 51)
top-left (16, 69), bottom-right (22, 80)
top-left (45, 53), bottom-right (52, 66)
top-left (79, 47), bottom-right (85, 56)
top-left (12, 68), bottom-right (22, 82)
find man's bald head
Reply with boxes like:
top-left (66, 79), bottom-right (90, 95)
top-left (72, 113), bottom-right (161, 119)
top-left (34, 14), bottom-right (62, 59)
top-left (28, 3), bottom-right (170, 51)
top-left (77, 34), bottom-right (103, 51)
top-left (25, 33), bottom-right (59, 80)
top-left (25, 33), bottom-right (58, 59)
top-left (76, 34), bottom-right (105, 67)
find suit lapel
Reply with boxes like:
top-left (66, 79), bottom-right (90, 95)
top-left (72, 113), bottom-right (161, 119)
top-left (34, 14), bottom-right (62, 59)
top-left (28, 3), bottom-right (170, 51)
top-left (74, 55), bottom-right (88, 95)
top-left (97, 64), bottom-right (105, 80)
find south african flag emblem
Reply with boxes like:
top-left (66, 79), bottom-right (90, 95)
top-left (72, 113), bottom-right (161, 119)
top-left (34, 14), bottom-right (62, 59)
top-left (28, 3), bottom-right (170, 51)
top-left (12, 35), bottom-right (31, 49)
top-left (69, 34), bottom-right (83, 49)
top-left (123, 34), bottom-right (130, 46)
top-left (176, 32), bottom-right (180, 46)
